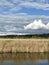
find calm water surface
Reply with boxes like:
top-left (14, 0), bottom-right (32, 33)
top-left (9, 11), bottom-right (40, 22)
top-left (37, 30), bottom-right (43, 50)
top-left (0, 53), bottom-right (49, 65)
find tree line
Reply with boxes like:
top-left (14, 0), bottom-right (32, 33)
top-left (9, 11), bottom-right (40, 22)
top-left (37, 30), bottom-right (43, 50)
top-left (0, 34), bottom-right (49, 38)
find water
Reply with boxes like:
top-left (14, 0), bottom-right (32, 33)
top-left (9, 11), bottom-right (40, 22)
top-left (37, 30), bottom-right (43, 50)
top-left (0, 53), bottom-right (49, 65)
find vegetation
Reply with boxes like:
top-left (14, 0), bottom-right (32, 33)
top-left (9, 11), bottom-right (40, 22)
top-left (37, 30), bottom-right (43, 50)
top-left (0, 34), bottom-right (49, 53)
top-left (0, 39), bottom-right (49, 53)
top-left (0, 33), bottom-right (49, 38)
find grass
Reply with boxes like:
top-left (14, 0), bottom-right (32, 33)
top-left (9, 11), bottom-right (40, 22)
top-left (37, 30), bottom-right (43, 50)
top-left (0, 38), bottom-right (49, 53)
top-left (0, 38), bottom-right (49, 44)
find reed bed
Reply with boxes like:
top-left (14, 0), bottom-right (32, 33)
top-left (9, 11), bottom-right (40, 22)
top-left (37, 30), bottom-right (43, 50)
top-left (0, 38), bottom-right (49, 53)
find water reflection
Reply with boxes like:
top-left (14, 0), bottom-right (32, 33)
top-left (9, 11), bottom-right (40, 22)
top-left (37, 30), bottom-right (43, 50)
top-left (0, 53), bottom-right (49, 65)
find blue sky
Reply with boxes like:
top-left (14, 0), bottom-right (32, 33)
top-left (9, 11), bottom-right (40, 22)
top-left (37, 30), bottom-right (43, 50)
top-left (0, 0), bottom-right (49, 35)
top-left (0, 0), bottom-right (49, 16)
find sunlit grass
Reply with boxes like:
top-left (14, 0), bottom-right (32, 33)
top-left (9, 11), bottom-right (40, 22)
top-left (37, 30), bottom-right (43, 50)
top-left (0, 38), bottom-right (49, 44)
top-left (0, 38), bottom-right (49, 53)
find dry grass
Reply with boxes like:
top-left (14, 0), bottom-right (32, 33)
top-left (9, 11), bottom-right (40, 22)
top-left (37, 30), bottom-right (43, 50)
top-left (0, 38), bottom-right (49, 53)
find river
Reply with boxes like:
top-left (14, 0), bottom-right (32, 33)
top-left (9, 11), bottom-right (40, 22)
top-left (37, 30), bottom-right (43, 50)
top-left (0, 53), bottom-right (49, 65)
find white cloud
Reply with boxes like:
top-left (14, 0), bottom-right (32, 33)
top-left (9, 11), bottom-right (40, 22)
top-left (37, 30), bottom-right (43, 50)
top-left (0, 0), bottom-right (22, 14)
top-left (10, 6), bottom-right (21, 12)
top-left (4, 25), bottom-right (17, 31)
top-left (0, 0), bottom-right (14, 8)
top-left (0, 15), bottom-right (49, 35)
top-left (0, 0), bottom-right (49, 15)
top-left (0, 15), bottom-right (49, 23)
top-left (46, 23), bottom-right (49, 29)
top-left (0, 32), bottom-right (17, 35)
top-left (20, 1), bottom-right (49, 10)
top-left (24, 19), bottom-right (49, 30)
top-left (15, 13), bottom-right (28, 15)
top-left (4, 24), bottom-right (22, 32)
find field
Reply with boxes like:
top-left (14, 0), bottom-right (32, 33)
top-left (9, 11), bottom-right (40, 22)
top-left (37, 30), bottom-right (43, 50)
top-left (0, 38), bottom-right (49, 53)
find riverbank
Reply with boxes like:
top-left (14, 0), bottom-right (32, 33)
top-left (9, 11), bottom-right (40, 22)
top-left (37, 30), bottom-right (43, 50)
top-left (0, 38), bottom-right (49, 53)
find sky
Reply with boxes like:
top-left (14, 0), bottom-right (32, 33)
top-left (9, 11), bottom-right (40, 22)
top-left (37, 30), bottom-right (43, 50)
top-left (0, 0), bottom-right (49, 35)
top-left (0, 0), bottom-right (49, 15)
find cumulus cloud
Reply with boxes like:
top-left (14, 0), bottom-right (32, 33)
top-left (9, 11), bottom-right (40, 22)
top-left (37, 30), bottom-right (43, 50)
top-left (0, 15), bottom-right (49, 30)
top-left (46, 23), bottom-right (49, 29)
top-left (0, 15), bottom-right (49, 35)
top-left (24, 19), bottom-right (49, 30)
